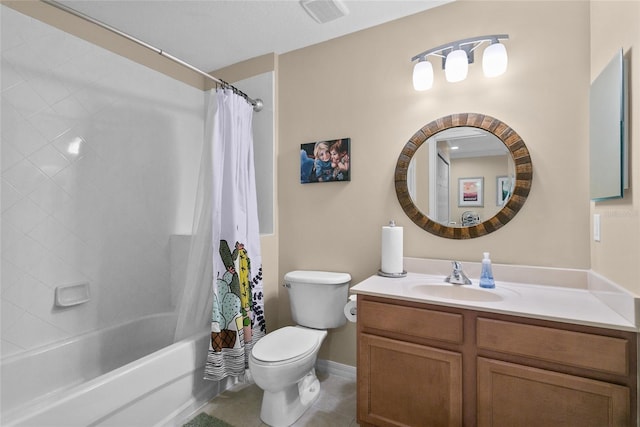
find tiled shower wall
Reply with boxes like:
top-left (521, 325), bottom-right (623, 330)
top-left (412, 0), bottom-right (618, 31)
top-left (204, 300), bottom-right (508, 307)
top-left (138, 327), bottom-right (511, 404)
top-left (1, 6), bottom-right (204, 358)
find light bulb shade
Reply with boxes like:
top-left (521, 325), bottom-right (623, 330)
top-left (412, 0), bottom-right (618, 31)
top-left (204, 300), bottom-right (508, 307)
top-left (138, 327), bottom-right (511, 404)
top-left (412, 60), bottom-right (434, 91)
top-left (445, 49), bottom-right (468, 83)
top-left (483, 42), bottom-right (508, 77)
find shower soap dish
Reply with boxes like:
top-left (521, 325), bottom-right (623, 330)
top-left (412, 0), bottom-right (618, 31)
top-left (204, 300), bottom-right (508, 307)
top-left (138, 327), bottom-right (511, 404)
top-left (55, 282), bottom-right (90, 307)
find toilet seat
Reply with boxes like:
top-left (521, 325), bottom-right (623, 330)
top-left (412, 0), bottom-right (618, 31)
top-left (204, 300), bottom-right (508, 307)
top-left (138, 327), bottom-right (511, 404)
top-left (252, 326), bottom-right (324, 364)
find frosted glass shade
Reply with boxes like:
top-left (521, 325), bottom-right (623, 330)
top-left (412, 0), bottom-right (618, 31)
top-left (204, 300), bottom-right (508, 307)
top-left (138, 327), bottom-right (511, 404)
top-left (445, 49), bottom-right (468, 82)
top-left (483, 42), bottom-right (508, 77)
top-left (413, 60), bottom-right (434, 91)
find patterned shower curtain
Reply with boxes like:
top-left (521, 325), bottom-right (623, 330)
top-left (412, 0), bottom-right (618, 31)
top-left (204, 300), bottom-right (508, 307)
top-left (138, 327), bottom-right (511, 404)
top-left (204, 88), bottom-right (266, 381)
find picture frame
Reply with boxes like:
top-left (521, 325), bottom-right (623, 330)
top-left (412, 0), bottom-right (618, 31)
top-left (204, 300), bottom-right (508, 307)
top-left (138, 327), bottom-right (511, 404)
top-left (496, 176), bottom-right (513, 206)
top-left (300, 138), bottom-right (351, 184)
top-left (458, 177), bottom-right (484, 207)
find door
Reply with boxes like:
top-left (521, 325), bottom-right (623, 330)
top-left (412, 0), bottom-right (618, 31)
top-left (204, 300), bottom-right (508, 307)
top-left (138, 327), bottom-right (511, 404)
top-left (358, 333), bottom-right (462, 427)
top-left (477, 357), bottom-right (630, 427)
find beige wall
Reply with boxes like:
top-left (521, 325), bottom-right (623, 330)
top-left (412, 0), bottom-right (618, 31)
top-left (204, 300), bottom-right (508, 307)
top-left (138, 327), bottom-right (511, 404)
top-left (590, 1), bottom-right (640, 292)
top-left (278, 1), bottom-right (593, 366)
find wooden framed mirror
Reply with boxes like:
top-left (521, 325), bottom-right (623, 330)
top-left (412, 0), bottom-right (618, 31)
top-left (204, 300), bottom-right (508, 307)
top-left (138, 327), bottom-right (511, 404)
top-left (395, 113), bottom-right (532, 239)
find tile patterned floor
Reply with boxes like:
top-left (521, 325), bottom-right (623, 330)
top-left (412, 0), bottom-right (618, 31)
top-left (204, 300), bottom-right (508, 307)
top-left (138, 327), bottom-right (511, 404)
top-left (198, 372), bottom-right (358, 427)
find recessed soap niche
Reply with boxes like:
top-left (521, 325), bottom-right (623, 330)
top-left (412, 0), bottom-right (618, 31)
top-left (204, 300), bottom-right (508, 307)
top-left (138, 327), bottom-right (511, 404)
top-left (55, 282), bottom-right (90, 308)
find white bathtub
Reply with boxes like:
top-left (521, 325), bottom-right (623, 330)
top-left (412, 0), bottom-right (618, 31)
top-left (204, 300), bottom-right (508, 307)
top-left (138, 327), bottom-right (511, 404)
top-left (1, 313), bottom-right (218, 427)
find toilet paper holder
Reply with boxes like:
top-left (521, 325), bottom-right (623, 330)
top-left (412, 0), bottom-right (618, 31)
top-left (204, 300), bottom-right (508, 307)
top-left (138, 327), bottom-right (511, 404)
top-left (379, 220), bottom-right (407, 278)
top-left (344, 295), bottom-right (357, 323)
top-left (377, 269), bottom-right (407, 278)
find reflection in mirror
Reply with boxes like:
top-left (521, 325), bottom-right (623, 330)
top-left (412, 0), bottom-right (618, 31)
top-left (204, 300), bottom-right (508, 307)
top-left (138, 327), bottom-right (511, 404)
top-left (407, 127), bottom-right (515, 227)
top-left (396, 113), bottom-right (532, 239)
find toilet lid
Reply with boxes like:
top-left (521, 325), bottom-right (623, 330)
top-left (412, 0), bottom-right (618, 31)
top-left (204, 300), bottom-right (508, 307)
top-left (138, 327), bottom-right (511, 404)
top-left (252, 327), bottom-right (322, 363)
top-left (284, 270), bottom-right (351, 285)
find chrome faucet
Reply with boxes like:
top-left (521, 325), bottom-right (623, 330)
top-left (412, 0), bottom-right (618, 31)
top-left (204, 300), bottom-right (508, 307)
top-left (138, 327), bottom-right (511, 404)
top-left (445, 261), bottom-right (472, 285)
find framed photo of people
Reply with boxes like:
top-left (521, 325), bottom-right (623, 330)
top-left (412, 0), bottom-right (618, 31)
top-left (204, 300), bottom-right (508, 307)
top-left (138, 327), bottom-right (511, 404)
top-left (300, 138), bottom-right (351, 184)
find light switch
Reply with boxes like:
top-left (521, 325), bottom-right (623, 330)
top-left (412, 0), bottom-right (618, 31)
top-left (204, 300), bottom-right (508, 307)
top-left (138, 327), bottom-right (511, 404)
top-left (593, 214), bottom-right (601, 242)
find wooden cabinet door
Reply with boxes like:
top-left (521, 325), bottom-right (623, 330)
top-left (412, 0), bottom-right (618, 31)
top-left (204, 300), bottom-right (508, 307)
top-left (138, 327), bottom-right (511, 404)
top-left (477, 358), bottom-right (630, 427)
top-left (358, 333), bottom-right (462, 427)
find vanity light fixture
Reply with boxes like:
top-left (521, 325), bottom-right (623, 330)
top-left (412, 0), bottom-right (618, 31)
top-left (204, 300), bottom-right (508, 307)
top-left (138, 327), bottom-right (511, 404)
top-left (444, 48), bottom-right (469, 82)
top-left (412, 59), bottom-right (434, 91)
top-left (411, 34), bottom-right (509, 91)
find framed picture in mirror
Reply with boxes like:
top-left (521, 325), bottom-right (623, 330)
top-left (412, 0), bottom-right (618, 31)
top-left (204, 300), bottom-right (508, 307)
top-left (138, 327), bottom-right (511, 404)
top-left (459, 177), bottom-right (483, 207)
top-left (496, 176), bottom-right (512, 206)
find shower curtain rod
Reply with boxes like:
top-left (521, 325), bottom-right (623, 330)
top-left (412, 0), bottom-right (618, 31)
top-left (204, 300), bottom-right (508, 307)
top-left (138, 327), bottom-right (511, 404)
top-left (42, 0), bottom-right (263, 112)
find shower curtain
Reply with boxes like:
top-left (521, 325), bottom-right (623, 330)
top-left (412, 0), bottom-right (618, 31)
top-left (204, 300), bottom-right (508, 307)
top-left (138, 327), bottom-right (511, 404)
top-left (174, 88), bottom-right (266, 381)
top-left (206, 88), bottom-right (266, 380)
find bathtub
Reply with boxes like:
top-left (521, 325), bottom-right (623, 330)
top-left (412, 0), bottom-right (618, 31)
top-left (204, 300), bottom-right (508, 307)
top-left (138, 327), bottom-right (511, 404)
top-left (1, 313), bottom-right (218, 426)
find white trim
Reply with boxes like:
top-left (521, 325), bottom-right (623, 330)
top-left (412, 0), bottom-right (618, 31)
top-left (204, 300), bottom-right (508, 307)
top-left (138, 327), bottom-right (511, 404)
top-left (166, 375), bottom-right (241, 427)
top-left (315, 359), bottom-right (356, 380)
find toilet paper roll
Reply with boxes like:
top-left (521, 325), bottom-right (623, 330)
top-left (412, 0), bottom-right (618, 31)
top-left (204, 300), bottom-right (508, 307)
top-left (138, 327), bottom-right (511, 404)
top-left (343, 295), bottom-right (357, 323)
top-left (381, 224), bottom-right (403, 274)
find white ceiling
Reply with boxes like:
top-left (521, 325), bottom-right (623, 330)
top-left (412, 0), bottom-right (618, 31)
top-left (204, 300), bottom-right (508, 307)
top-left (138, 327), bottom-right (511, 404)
top-left (58, 0), bottom-right (451, 73)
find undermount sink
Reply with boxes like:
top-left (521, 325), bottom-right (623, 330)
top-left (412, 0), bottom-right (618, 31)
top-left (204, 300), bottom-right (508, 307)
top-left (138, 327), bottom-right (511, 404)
top-left (410, 284), bottom-right (503, 302)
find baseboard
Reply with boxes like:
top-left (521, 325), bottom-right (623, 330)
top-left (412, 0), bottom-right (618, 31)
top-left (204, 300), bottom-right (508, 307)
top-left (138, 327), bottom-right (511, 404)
top-left (160, 374), bottom-right (239, 426)
top-left (315, 359), bottom-right (356, 380)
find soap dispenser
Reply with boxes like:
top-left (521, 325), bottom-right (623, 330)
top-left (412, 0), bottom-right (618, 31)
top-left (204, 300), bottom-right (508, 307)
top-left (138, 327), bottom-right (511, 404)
top-left (479, 252), bottom-right (495, 289)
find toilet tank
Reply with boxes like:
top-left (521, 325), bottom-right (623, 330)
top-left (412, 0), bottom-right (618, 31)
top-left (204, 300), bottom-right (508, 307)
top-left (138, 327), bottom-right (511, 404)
top-left (284, 270), bottom-right (351, 329)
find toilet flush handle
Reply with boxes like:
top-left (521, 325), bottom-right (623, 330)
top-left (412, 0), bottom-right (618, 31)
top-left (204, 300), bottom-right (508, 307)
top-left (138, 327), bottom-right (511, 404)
top-left (283, 283), bottom-right (291, 288)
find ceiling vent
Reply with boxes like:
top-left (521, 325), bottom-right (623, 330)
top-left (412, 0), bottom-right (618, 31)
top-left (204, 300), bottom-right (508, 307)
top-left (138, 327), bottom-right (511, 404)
top-left (300, 0), bottom-right (350, 24)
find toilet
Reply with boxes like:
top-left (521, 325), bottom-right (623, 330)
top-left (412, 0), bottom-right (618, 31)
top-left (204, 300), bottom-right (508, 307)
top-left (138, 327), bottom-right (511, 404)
top-left (249, 270), bottom-right (351, 427)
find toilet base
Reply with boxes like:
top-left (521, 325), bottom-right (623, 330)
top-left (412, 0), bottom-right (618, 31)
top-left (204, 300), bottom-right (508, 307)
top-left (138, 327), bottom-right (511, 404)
top-left (259, 370), bottom-right (321, 427)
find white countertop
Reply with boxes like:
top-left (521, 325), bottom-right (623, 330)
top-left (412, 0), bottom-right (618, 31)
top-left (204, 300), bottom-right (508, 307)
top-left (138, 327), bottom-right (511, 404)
top-left (350, 272), bottom-right (638, 332)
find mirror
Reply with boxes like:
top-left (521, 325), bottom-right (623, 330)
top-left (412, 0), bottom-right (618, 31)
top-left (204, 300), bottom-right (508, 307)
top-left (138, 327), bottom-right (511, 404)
top-left (395, 113), bottom-right (532, 239)
top-left (589, 48), bottom-right (628, 200)
top-left (408, 127), bottom-right (513, 226)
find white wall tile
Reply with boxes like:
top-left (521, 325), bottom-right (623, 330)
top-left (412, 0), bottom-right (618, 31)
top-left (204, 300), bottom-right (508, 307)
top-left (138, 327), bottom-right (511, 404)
top-left (1, 5), bottom-right (204, 359)
top-left (1, 59), bottom-right (24, 91)
top-left (28, 144), bottom-right (70, 178)
top-left (1, 104), bottom-right (49, 156)
top-left (52, 94), bottom-right (89, 122)
top-left (27, 178), bottom-right (72, 214)
top-left (2, 80), bottom-right (48, 117)
top-left (27, 106), bottom-right (73, 141)
top-left (2, 234), bottom-right (48, 272)
top-left (2, 311), bottom-right (68, 350)
top-left (2, 274), bottom-right (49, 312)
top-left (1, 139), bottom-right (25, 171)
top-left (1, 218), bottom-right (23, 252)
top-left (0, 7), bottom-right (27, 53)
top-left (27, 216), bottom-right (70, 250)
top-left (2, 158), bottom-right (49, 195)
top-left (1, 339), bottom-right (23, 358)
top-left (2, 197), bottom-right (48, 234)
top-left (27, 74), bottom-right (71, 107)
top-left (1, 300), bottom-right (24, 334)
top-left (51, 132), bottom-right (87, 162)
top-left (1, 259), bottom-right (25, 292)
top-left (1, 179), bottom-right (22, 212)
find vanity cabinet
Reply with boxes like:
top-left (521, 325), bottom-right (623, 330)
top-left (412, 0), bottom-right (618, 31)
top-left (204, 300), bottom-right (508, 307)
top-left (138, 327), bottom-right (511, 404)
top-left (357, 295), bottom-right (637, 427)
top-left (357, 299), bottom-right (464, 426)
